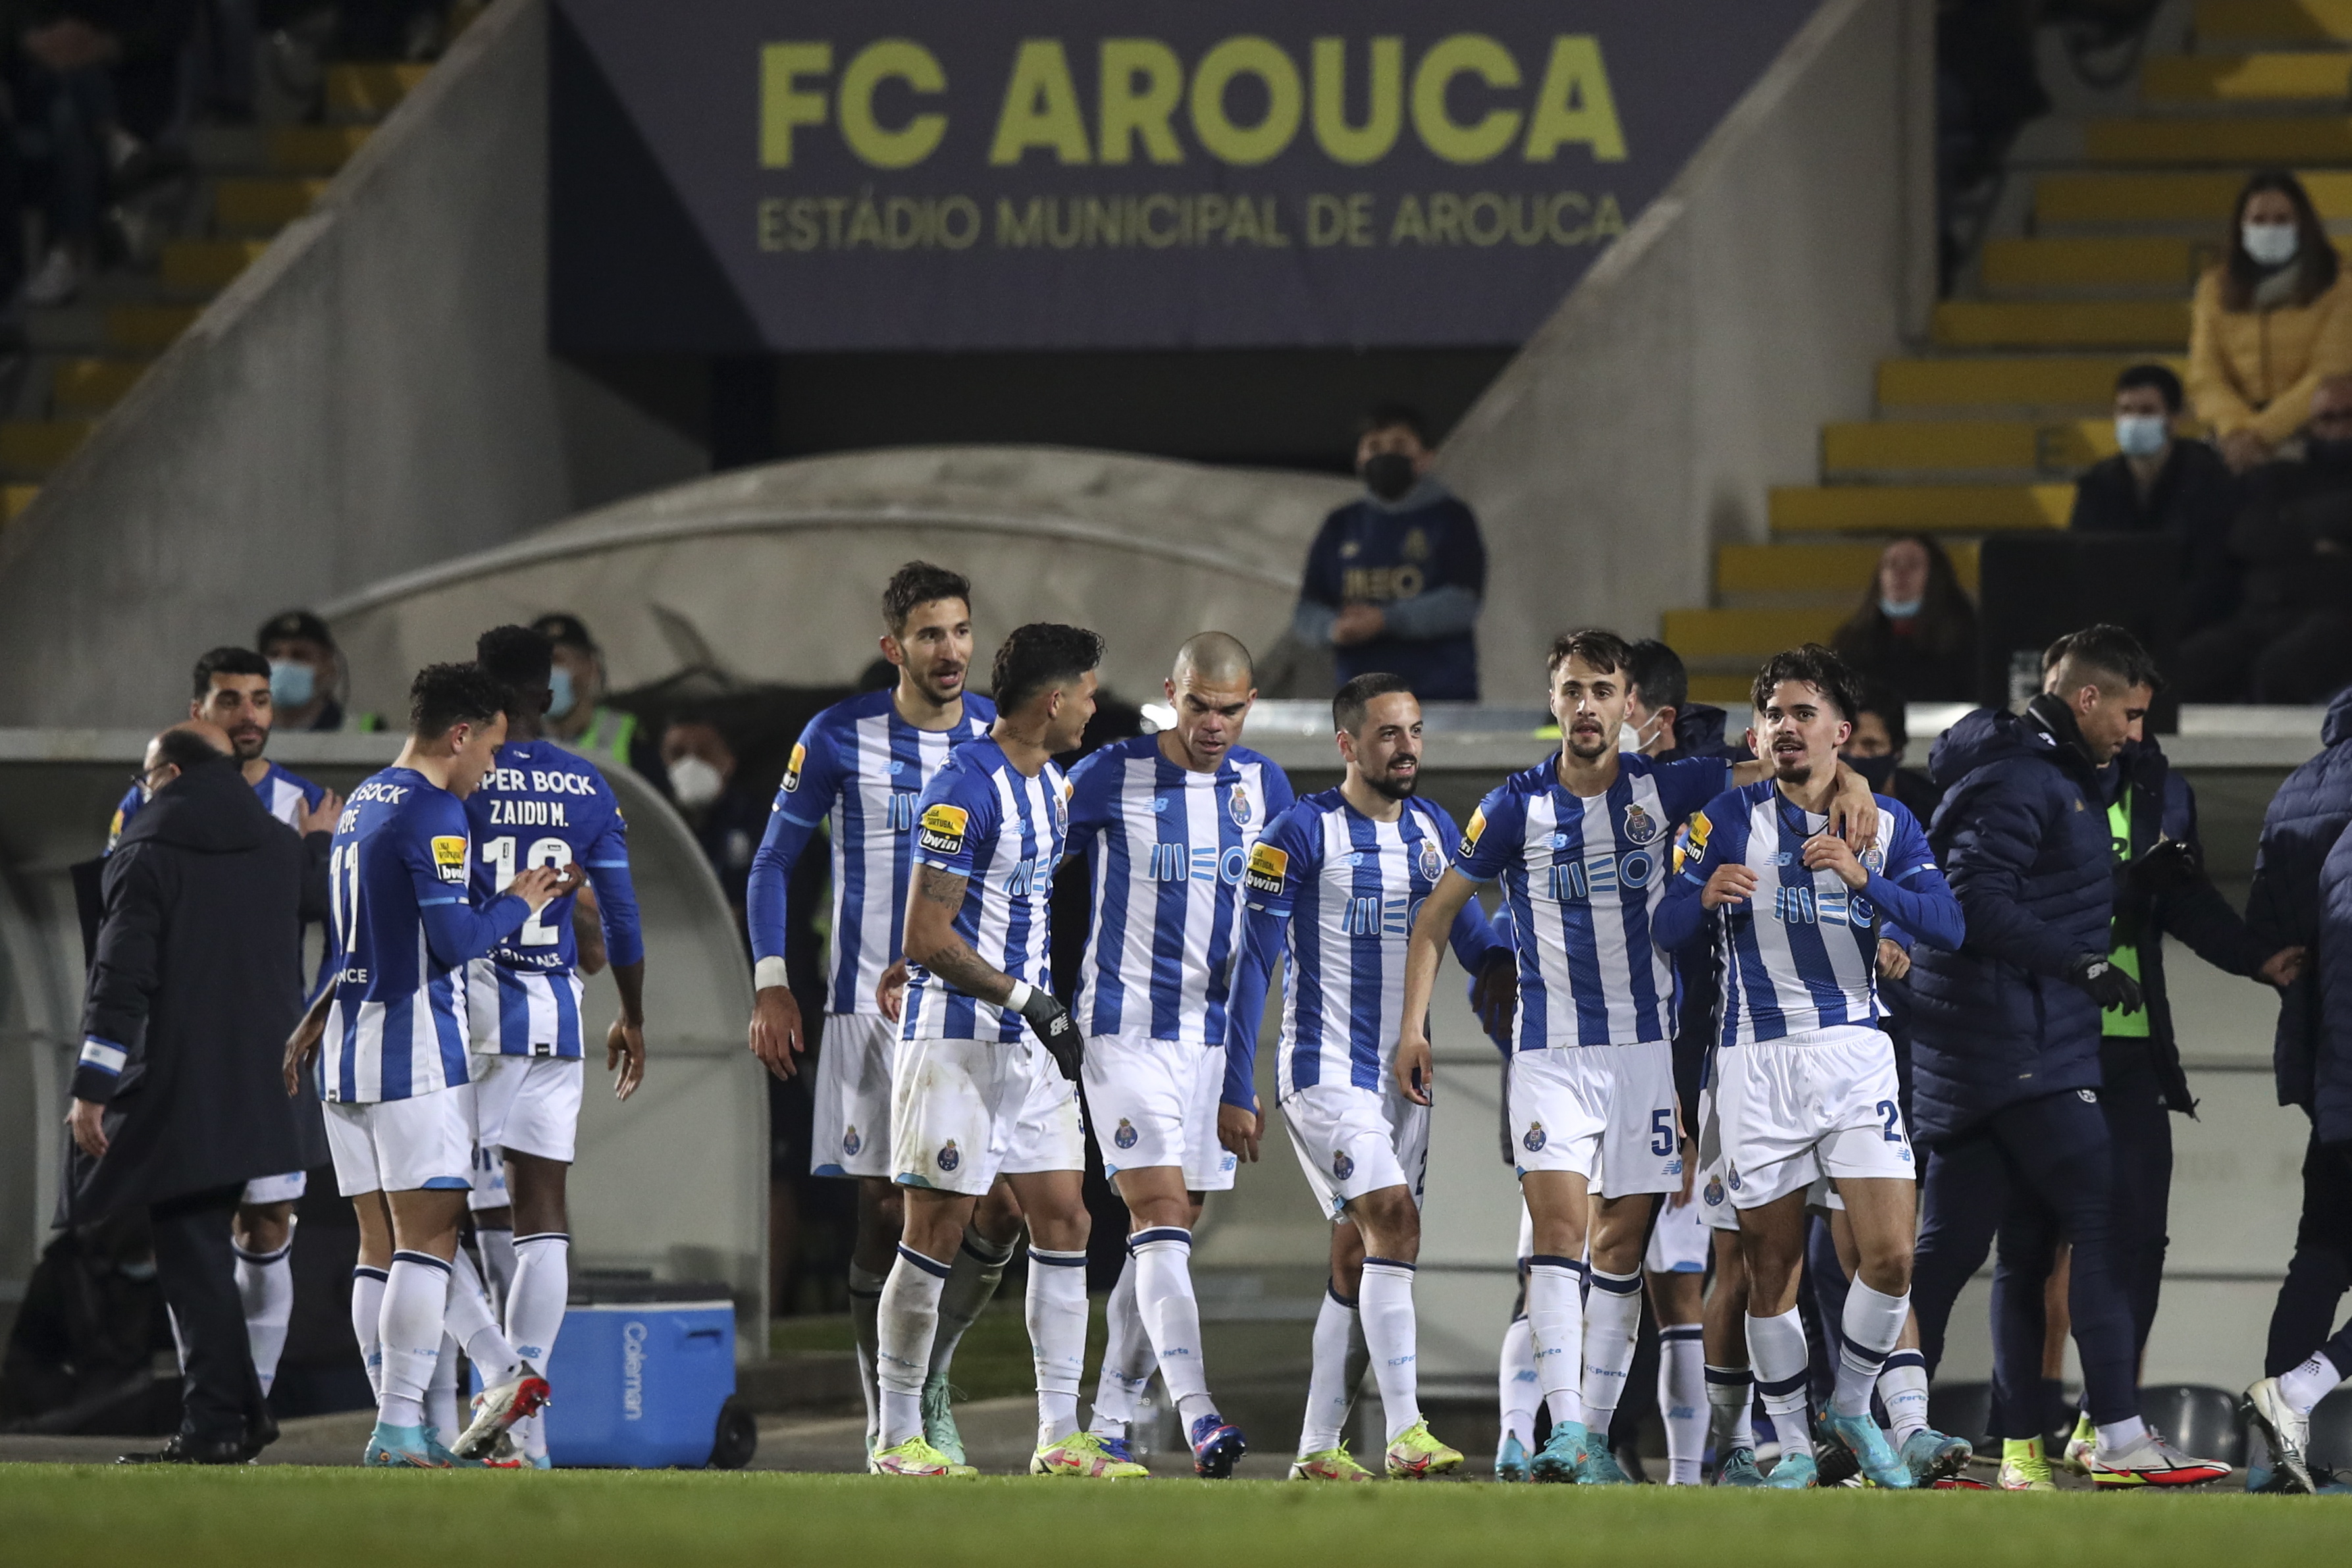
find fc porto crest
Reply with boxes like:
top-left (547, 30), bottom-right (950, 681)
top-left (1523, 1121), bottom-right (1548, 1153)
top-left (842, 1125), bottom-right (862, 1158)
top-left (1113, 1118), bottom-right (1139, 1150)
top-left (1228, 785), bottom-right (1252, 825)
top-left (1703, 1176), bottom-right (1725, 1208)
top-left (1860, 845), bottom-right (1886, 874)
top-left (936, 1139), bottom-right (960, 1173)
top-left (1333, 1149), bottom-right (1355, 1180)
top-left (1621, 804), bottom-right (1659, 845)
top-left (1417, 837), bottom-right (1445, 882)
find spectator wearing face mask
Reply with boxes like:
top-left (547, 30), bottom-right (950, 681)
top-left (1829, 534), bottom-right (1979, 703)
top-left (255, 611), bottom-right (383, 733)
top-left (2176, 374), bottom-right (2352, 704)
top-left (658, 714), bottom-right (765, 933)
top-left (2189, 169), bottom-right (2352, 475)
top-left (529, 612), bottom-right (666, 789)
top-left (2070, 363), bottom-right (2243, 637)
top-left (1292, 402), bottom-right (1486, 700)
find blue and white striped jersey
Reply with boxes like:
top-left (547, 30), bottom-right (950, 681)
top-left (1657, 783), bottom-right (1960, 1049)
top-left (901, 737), bottom-right (1068, 1045)
top-left (108, 759), bottom-right (323, 852)
top-left (1066, 736), bottom-right (1294, 1045)
top-left (746, 689), bottom-right (996, 1015)
top-left (462, 739), bottom-right (643, 1058)
top-left (1453, 753), bottom-right (1734, 1050)
top-left (319, 767), bottom-right (530, 1103)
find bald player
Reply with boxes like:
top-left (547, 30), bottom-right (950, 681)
top-left (1063, 632), bottom-right (1295, 1477)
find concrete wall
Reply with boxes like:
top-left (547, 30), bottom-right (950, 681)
top-left (0, 0), bottom-right (702, 729)
top-left (1440, 0), bottom-right (1937, 701)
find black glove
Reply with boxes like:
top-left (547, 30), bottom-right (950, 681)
top-left (2066, 952), bottom-right (2143, 1013)
top-left (1016, 987), bottom-right (1084, 1082)
top-left (2116, 837), bottom-right (2199, 901)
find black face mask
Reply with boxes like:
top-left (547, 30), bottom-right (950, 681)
top-left (1846, 752), bottom-right (1899, 792)
top-left (1361, 451), bottom-right (1417, 502)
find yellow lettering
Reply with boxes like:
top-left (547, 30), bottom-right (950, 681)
top-left (997, 195), bottom-right (1049, 245)
top-left (1311, 37), bottom-right (1401, 165)
top-left (1428, 190), bottom-right (1464, 243)
top-left (1099, 38), bottom-right (1184, 165)
top-left (990, 39), bottom-right (1093, 166)
top-left (1346, 192), bottom-right (1374, 245)
top-left (1523, 36), bottom-right (1626, 163)
top-left (1307, 193), bottom-right (1347, 246)
top-left (1412, 34), bottom-right (1521, 165)
top-left (757, 197), bottom-right (786, 251)
top-left (760, 41), bottom-right (831, 169)
top-left (1390, 193), bottom-right (1428, 244)
top-left (1191, 36), bottom-right (1302, 167)
top-left (837, 39), bottom-right (947, 170)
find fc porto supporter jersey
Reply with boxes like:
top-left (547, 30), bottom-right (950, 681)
top-left (1066, 735), bottom-right (1294, 1045)
top-left (108, 758), bottom-right (324, 852)
top-left (1455, 752), bottom-right (1733, 1050)
top-left (1245, 790), bottom-right (1463, 1095)
top-left (1676, 784), bottom-right (1937, 1049)
top-left (901, 737), bottom-right (1067, 1045)
top-left (771, 690), bottom-right (996, 1016)
top-left (463, 739), bottom-right (640, 1058)
top-left (321, 767), bottom-right (481, 1103)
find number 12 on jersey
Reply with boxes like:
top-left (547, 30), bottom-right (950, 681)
top-left (482, 834), bottom-right (573, 946)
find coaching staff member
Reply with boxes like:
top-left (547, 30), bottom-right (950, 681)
top-left (63, 721), bottom-right (324, 1463)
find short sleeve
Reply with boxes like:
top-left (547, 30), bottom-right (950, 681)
top-left (584, 781), bottom-right (632, 868)
top-left (775, 716), bottom-right (846, 828)
top-left (912, 764), bottom-right (994, 879)
top-left (1256, 760), bottom-right (1297, 825)
top-left (1453, 785), bottom-right (1523, 882)
top-left (1242, 806), bottom-right (1316, 918)
top-left (402, 797), bottom-right (474, 907)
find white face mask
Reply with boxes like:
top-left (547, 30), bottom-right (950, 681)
top-left (2244, 219), bottom-right (2300, 269)
top-left (1617, 712), bottom-right (1663, 754)
top-left (667, 754), bottom-right (724, 809)
top-left (2114, 413), bottom-right (2169, 458)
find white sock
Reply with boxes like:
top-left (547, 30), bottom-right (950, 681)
top-left (507, 1232), bottom-right (569, 1368)
top-left (425, 1334), bottom-right (461, 1440)
top-left (1131, 1227), bottom-right (1216, 1428)
top-left (1706, 1364), bottom-right (1755, 1453)
top-left (234, 1235), bottom-right (295, 1397)
top-left (930, 1225), bottom-right (1015, 1382)
top-left (444, 1245), bottom-right (522, 1387)
top-left (352, 1266), bottom-right (388, 1403)
top-left (1499, 1315), bottom-right (1538, 1450)
top-left (848, 1262), bottom-right (887, 1453)
top-left (1879, 1350), bottom-right (1930, 1444)
top-left (1580, 1268), bottom-right (1643, 1437)
top-left (1746, 1309), bottom-right (1812, 1461)
top-left (1659, 1324), bottom-right (1706, 1484)
top-left (877, 1245), bottom-right (949, 1450)
top-left (1299, 1281), bottom-right (1363, 1456)
top-left (2095, 1416), bottom-right (2147, 1457)
top-left (1831, 1282), bottom-right (1910, 1419)
top-left (1525, 1257), bottom-right (1586, 1430)
top-left (379, 1251), bottom-right (452, 1429)
top-left (2280, 1351), bottom-right (2344, 1416)
top-left (1026, 1247), bottom-right (1089, 1447)
top-left (1089, 1256), bottom-right (1154, 1438)
top-left (476, 1226), bottom-right (516, 1315)
top-left (1360, 1258), bottom-right (1422, 1442)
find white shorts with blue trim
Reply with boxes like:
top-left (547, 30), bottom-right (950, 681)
top-left (1645, 1185), bottom-right (1712, 1272)
top-left (323, 1083), bottom-right (475, 1197)
top-left (473, 1053), bottom-right (583, 1164)
top-left (1082, 1033), bottom-right (1238, 1193)
top-left (1280, 1079), bottom-right (1428, 1222)
top-left (467, 1140), bottom-right (508, 1212)
top-left (1507, 1040), bottom-right (1681, 1197)
top-left (890, 1032), bottom-right (1084, 1197)
top-left (241, 1172), bottom-right (307, 1206)
top-left (812, 1012), bottom-right (897, 1180)
top-left (1713, 1023), bottom-right (1912, 1211)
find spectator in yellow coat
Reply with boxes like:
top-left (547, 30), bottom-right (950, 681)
top-left (2189, 170), bottom-right (2352, 473)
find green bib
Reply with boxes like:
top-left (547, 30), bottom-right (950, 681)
top-left (2104, 791), bottom-right (2147, 1037)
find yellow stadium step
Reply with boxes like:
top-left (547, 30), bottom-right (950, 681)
top-left (1980, 236), bottom-right (2225, 290)
top-left (3, 484), bottom-right (37, 522)
top-left (51, 358), bottom-right (151, 417)
top-left (1717, 541), bottom-right (1981, 597)
top-left (1932, 300), bottom-right (2189, 348)
top-left (2197, 0), bottom-right (2352, 45)
top-left (267, 125), bottom-right (370, 174)
top-left (1822, 419), bottom-right (2118, 474)
top-left (1769, 484), bottom-right (2073, 535)
top-left (2143, 52), bottom-right (2352, 101)
top-left (0, 420), bottom-right (93, 477)
top-left (215, 176), bottom-right (328, 235)
top-left (2085, 115), bottom-right (2352, 165)
top-left (161, 239), bottom-right (269, 295)
top-left (1660, 607), bottom-right (1846, 660)
top-left (2036, 170), bottom-right (2352, 224)
top-left (1689, 673), bottom-right (1762, 705)
top-left (325, 63), bottom-right (431, 122)
top-left (1877, 354), bottom-right (2185, 410)
top-left (107, 305), bottom-right (201, 351)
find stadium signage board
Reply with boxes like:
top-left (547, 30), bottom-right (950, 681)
top-left (550, 0), bottom-right (1819, 352)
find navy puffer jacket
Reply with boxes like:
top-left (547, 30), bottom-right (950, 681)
top-left (1908, 698), bottom-right (2113, 1144)
top-left (2249, 687), bottom-right (2352, 1126)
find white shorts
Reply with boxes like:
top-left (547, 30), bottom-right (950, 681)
top-left (473, 1054), bottom-right (583, 1164)
top-left (1693, 1085), bottom-right (1740, 1232)
top-left (1507, 1041), bottom-right (1683, 1197)
top-left (891, 1033), bottom-right (1084, 1197)
top-left (1280, 1080), bottom-right (1429, 1222)
top-left (323, 1084), bottom-right (475, 1197)
top-left (1082, 1033), bottom-right (1238, 1193)
top-left (1645, 1188), bottom-right (1711, 1273)
top-left (812, 1013), bottom-right (897, 1179)
top-left (1714, 1024), bottom-right (1913, 1210)
top-left (242, 1172), bottom-right (306, 1206)
top-left (467, 1141), bottom-right (508, 1213)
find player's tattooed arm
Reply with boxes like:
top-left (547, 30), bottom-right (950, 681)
top-left (903, 865), bottom-right (1017, 1003)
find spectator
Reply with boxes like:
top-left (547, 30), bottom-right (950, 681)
top-left (1621, 637), bottom-right (1736, 763)
top-left (659, 714), bottom-right (764, 930)
top-left (1830, 535), bottom-right (1978, 703)
top-left (1293, 403), bottom-right (1486, 701)
top-left (255, 610), bottom-right (382, 733)
top-left (529, 612), bottom-right (665, 786)
top-left (65, 720), bottom-right (320, 1463)
top-left (2070, 362), bottom-right (2243, 635)
top-left (1840, 681), bottom-right (1942, 824)
top-left (2176, 375), bottom-right (2352, 704)
top-left (2189, 170), bottom-right (2352, 474)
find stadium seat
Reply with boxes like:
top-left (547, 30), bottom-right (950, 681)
top-left (2139, 1384), bottom-right (2247, 1466)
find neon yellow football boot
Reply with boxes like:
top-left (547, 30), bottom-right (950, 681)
top-left (1385, 1419), bottom-right (1464, 1479)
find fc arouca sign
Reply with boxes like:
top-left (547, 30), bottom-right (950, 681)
top-left (550, 1), bottom-right (1819, 353)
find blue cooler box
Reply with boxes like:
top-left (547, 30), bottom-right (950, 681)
top-left (544, 1291), bottom-right (735, 1469)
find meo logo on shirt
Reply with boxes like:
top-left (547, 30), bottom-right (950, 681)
top-left (917, 803), bottom-right (968, 856)
top-left (431, 835), bottom-right (469, 883)
top-left (1243, 843), bottom-right (1288, 895)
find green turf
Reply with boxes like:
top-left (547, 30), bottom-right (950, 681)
top-left (1, 1467), bottom-right (2339, 1567)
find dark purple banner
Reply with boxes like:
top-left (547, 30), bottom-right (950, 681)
top-left (550, 1), bottom-right (1820, 353)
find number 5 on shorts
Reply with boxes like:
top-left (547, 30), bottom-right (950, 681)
top-left (1650, 1107), bottom-right (1675, 1157)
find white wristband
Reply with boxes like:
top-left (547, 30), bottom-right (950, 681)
top-left (1003, 980), bottom-right (1034, 1014)
top-left (754, 956), bottom-right (790, 991)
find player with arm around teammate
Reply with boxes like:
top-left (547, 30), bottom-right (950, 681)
top-left (1220, 673), bottom-right (1513, 1480)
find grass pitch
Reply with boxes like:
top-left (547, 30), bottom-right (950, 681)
top-left (0, 1465), bottom-right (2338, 1568)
